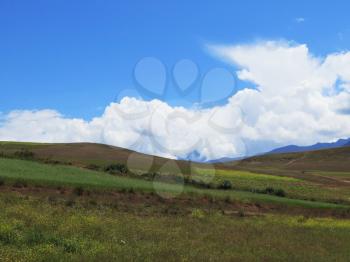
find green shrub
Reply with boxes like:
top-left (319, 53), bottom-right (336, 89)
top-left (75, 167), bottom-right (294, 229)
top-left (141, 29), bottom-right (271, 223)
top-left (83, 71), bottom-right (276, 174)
top-left (104, 163), bottom-right (129, 175)
top-left (218, 180), bottom-right (232, 190)
top-left (264, 187), bottom-right (286, 197)
top-left (184, 178), bottom-right (213, 189)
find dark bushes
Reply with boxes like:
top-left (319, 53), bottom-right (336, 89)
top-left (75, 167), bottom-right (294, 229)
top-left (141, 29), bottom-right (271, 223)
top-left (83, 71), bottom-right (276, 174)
top-left (253, 187), bottom-right (286, 197)
top-left (186, 178), bottom-right (233, 190)
top-left (104, 163), bottom-right (129, 175)
top-left (218, 180), bottom-right (232, 190)
top-left (274, 188), bottom-right (286, 197)
top-left (183, 178), bottom-right (215, 189)
top-left (265, 187), bottom-right (275, 195)
top-left (14, 149), bottom-right (35, 160)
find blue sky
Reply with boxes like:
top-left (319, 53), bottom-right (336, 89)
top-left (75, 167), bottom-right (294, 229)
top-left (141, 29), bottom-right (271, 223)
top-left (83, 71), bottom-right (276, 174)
top-left (1, 0), bottom-right (350, 119)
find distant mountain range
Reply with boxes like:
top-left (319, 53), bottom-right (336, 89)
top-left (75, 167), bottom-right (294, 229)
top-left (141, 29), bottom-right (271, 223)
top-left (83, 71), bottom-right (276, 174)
top-left (268, 138), bottom-right (350, 154)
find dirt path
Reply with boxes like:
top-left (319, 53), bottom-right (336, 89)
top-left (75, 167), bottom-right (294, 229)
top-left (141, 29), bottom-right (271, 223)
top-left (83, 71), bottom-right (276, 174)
top-left (285, 154), bottom-right (307, 167)
top-left (310, 173), bottom-right (350, 185)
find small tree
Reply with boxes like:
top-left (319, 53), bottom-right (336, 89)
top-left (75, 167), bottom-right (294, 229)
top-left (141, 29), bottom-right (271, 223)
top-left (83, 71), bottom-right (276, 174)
top-left (219, 180), bottom-right (232, 190)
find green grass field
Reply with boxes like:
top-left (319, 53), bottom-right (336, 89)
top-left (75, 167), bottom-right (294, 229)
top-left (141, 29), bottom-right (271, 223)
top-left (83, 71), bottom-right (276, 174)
top-left (0, 191), bottom-right (350, 262)
top-left (0, 158), bottom-right (348, 210)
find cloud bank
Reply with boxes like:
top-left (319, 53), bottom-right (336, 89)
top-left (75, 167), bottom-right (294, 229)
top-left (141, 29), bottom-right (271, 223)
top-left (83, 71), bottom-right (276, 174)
top-left (1, 41), bottom-right (350, 160)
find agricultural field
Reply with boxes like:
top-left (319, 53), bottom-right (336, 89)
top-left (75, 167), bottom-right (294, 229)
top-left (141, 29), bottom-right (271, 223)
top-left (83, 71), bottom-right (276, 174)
top-left (0, 157), bottom-right (348, 210)
top-left (192, 168), bottom-right (350, 205)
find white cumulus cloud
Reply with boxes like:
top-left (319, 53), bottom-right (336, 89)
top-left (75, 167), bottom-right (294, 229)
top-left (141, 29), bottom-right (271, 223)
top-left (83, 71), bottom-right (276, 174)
top-left (1, 40), bottom-right (350, 160)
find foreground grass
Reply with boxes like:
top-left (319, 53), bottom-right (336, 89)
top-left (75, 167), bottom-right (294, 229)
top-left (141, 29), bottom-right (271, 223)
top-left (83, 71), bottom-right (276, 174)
top-left (0, 192), bottom-right (350, 262)
top-left (0, 158), bottom-right (348, 210)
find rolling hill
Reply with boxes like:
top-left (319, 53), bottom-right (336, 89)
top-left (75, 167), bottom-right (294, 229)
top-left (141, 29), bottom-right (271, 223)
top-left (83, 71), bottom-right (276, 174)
top-left (227, 144), bottom-right (350, 173)
top-left (0, 141), bottom-right (205, 174)
top-left (2, 141), bottom-right (350, 174)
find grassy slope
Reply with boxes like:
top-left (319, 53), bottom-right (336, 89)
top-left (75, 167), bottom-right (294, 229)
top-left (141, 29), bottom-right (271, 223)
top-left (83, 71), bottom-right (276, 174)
top-left (214, 146), bottom-right (350, 204)
top-left (228, 145), bottom-right (350, 172)
top-left (0, 141), bottom-right (198, 173)
top-left (193, 167), bottom-right (350, 205)
top-left (0, 158), bottom-right (347, 210)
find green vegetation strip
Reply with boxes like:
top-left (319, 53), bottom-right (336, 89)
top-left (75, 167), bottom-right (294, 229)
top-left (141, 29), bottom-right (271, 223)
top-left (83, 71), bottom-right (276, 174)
top-left (0, 158), bottom-right (348, 210)
top-left (194, 167), bottom-right (300, 182)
